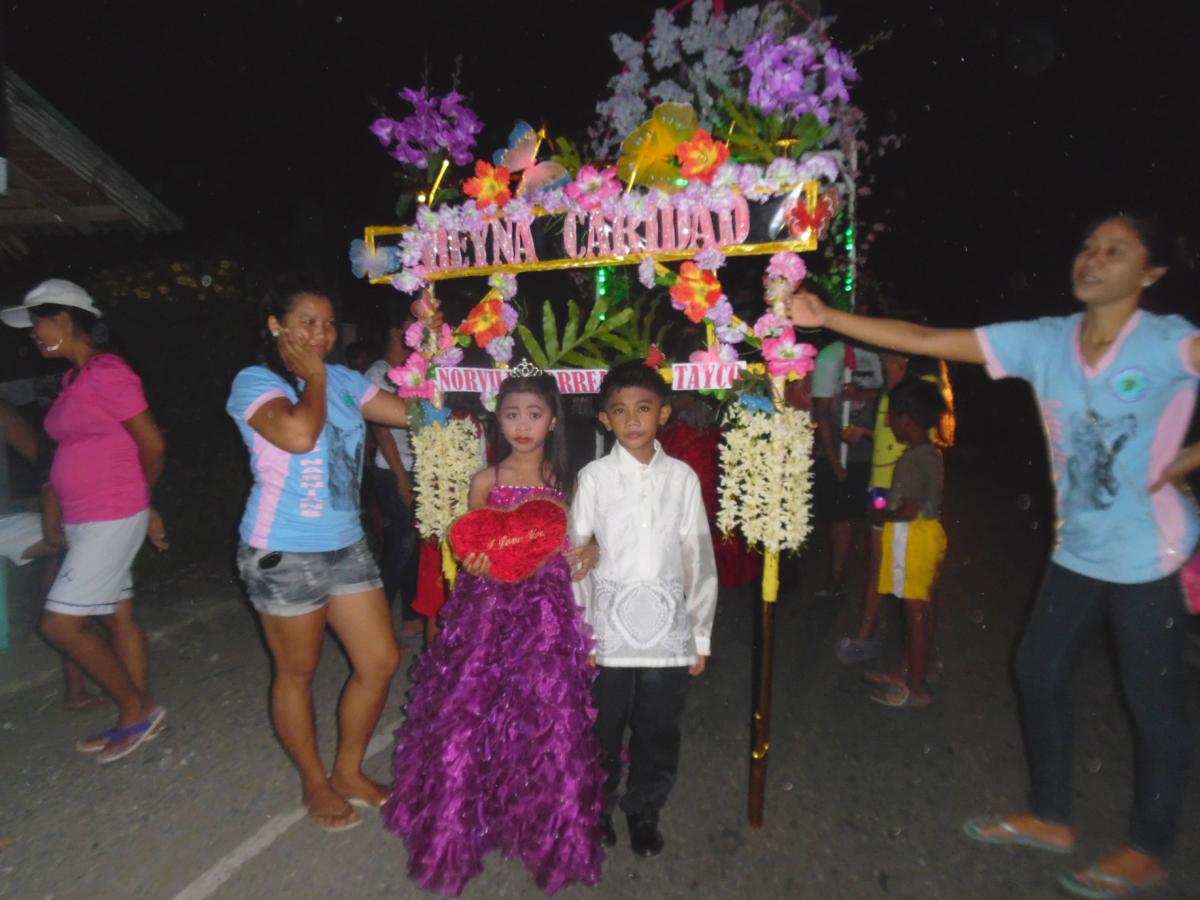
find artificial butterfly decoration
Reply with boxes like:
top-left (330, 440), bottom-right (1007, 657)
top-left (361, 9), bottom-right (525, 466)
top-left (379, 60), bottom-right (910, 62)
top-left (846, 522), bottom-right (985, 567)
top-left (786, 189), bottom-right (840, 241)
top-left (349, 239), bottom-right (402, 280)
top-left (493, 121), bottom-right (570, 198)
top-left (616, 102), bottom-right (698, 192)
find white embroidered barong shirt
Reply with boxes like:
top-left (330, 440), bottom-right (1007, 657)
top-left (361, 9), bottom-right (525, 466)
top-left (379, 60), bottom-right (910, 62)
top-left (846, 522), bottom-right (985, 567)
top-left (570, 440), bottom-right (718, 667)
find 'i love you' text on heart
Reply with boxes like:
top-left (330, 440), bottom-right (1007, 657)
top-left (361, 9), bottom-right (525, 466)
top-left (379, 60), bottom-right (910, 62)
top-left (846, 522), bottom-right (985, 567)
top-left (448, 498), bottom-right (568, 583)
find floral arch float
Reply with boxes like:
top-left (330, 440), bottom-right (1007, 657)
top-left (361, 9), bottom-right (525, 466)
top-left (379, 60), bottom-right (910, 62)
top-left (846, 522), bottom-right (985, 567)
top-left (353, 0), bottom-right (867, 827)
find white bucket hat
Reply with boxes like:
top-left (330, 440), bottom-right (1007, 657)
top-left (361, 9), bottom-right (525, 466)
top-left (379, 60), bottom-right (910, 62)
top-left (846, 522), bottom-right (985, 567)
top-left (1, 279), bottom-right (103, 328)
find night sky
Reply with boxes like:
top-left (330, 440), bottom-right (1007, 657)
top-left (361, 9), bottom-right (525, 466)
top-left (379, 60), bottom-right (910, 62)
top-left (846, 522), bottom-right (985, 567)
top-left (4, 0), bottom-right (1198, 323)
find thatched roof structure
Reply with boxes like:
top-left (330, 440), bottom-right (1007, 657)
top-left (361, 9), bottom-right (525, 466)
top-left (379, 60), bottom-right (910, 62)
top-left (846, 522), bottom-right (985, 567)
top-left (1, 69), bottom-right (181, 260)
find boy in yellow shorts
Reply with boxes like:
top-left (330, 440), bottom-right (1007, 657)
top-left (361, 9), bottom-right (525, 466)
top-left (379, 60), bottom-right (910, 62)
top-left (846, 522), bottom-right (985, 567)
top-left (868, 378), bottom-right (947, 708)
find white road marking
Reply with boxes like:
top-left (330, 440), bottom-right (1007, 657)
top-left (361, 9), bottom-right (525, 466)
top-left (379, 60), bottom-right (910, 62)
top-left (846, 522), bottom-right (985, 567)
top-left (169, 718), bottom-right (403, 900)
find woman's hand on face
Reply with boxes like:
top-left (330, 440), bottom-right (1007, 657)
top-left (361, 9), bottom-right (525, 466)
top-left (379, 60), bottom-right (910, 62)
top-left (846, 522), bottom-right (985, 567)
top-left (277, 328), bottom-right (326, 383)
top-left (147, 507), bottom-right (169, 551)
top-left (460, 551), bottom-right (492, 578)
top-left (788, 288), bottom-right (828, 329)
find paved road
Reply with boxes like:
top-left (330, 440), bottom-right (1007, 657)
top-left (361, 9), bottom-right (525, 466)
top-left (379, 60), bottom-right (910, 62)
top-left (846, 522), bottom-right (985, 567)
top-left (1, 454), bottom-right (1197, 899)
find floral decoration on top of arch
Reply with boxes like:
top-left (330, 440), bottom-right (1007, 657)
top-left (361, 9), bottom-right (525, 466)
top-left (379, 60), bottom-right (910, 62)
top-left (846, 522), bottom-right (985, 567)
top-left (353, 1), bottom-right (867, 572)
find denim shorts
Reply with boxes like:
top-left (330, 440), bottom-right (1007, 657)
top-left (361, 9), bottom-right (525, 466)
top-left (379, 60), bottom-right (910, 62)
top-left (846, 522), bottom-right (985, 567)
top-left (236, 539), bottom-right (383, 617)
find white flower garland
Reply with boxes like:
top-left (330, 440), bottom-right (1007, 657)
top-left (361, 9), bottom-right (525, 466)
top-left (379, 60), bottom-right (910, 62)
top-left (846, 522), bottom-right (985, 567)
top-left (717, 404), bottom-right (814, 553)
top-left (410, 419), bottom-right (479, 540)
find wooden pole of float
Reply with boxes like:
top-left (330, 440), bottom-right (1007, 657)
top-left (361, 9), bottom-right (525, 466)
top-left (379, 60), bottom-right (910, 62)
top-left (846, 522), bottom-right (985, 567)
top-left (748, 549), bottom-right (779, 828)
top-left (748, 372), bottom-right (786, 829)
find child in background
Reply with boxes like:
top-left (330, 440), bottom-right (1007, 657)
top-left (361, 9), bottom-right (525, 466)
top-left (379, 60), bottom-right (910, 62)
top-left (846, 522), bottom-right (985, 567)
top-left (866, 378), bottom-right (948, 708)
top-left (570, 361), bottom-right (718, 857)
top-left (836, 350), bottom-right (909, 664)
top-left (385, 369), bottom-right (603, 897)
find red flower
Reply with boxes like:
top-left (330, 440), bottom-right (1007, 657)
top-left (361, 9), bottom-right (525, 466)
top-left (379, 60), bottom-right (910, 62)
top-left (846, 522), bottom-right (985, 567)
top-left (645, 344), bottom-right (666, 368)
top-left (463, 160), bottom-right (512, 209)
top-left (458, 292), bottom-right (508, 348)
top-left (669, 262), bottom-right (723, 323)
top-left (676, 129), bottom-right (731, 185)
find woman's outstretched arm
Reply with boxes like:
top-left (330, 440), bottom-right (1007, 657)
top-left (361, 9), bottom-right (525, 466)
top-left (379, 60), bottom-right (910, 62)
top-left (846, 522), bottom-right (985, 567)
top-left (789, 289), bottom-right (986, 365)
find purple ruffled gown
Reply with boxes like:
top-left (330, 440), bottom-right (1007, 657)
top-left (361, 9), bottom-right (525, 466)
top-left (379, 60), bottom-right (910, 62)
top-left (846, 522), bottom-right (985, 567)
top-left (383, 484), bottom-right (605, 897)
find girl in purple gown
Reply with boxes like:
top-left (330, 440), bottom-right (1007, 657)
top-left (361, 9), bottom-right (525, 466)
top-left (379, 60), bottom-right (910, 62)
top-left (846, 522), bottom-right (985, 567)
top-left (384, 371), bottom-right (604, 896)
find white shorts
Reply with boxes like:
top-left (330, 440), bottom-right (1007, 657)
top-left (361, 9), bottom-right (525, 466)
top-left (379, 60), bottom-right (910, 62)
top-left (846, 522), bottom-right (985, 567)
top-left (0, 512), bottom-right (43, 567)
top-left (45, 510), bottom-right (149, 617)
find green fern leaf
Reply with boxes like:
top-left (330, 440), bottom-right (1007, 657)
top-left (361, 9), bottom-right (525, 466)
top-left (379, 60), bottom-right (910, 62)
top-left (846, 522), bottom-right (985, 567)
top-left (542, 301), bottom-right (560, 361)
top-left (516, 324), bottom-right (550, 369)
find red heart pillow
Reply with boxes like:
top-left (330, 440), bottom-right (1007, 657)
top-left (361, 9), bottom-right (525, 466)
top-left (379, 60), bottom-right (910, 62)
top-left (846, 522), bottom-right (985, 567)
top-left (448, 498), bottom-right (568, 583)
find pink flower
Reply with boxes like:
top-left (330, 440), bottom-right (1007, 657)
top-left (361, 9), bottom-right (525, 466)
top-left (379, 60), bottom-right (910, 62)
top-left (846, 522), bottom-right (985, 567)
top-left (404, 321), bottom-right (425, 349)
top-left (689, 342), bottom-right (740, 364)
top-left (766, 251), bottom-right (807, 287)
top-left (435, 323), bottom-right (457, 352)
top-left (565, 165), bottom-right (621, 210)
top-left (389, 354), bottom-right (437, 399)
top-left (753, 313), bottom-right (784, 339)
top-left (762, 326), bottom-right (818, 379)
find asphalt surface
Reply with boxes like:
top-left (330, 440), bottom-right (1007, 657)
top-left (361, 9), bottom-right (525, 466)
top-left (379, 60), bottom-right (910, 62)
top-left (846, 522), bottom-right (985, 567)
top-left (1, 452), bottom-right (1197, 899)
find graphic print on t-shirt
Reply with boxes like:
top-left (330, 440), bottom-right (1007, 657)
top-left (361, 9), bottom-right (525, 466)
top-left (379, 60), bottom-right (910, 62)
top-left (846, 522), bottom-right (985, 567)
top-left (1067, 409), bottom-right (1137, 510)
top-left (326, 421), bottom-right (363, 512)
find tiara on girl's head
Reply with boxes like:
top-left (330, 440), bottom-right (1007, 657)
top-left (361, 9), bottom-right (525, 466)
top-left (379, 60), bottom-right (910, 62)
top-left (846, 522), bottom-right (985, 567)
top-left (508, 359), bottom-right (544, 378)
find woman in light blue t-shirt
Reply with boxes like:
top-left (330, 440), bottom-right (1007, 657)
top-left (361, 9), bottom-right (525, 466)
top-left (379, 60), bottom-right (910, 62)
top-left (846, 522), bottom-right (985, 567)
top-left (790, 214), bottom-right (1197, 898)
top-left (227, 281), bottom-right (410, 834)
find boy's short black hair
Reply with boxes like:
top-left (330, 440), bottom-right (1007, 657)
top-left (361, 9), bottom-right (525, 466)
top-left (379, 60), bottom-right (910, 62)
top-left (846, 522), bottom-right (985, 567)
top-left (598, 360), bottom-right (670, 407)
top-left (888, 378), bottom-right (946, 430)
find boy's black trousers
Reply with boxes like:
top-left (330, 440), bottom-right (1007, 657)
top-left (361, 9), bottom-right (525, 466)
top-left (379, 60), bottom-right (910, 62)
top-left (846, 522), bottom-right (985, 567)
top-left (593, 665), bottom-right (691, 816)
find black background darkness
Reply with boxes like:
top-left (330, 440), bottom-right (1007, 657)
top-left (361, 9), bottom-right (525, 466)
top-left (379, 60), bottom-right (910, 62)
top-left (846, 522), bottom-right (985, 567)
top-left (1, 0), bottom-right (1198, 543)
top-left (0, 0), bottom-right (1196, 454)
top-left (5, 0), bottom-right (1198, 323)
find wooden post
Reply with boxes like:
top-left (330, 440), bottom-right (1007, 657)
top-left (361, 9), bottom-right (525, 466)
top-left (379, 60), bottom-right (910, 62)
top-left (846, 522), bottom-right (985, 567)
top-left (748, 549), bottom-right (780, 828)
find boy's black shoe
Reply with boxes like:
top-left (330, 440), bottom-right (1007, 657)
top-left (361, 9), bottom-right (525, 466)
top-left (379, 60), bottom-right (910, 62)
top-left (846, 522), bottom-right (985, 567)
top-left (626, 811), bottom-right (663, 857)
top-left (601, 813), bottom-right (617, 848)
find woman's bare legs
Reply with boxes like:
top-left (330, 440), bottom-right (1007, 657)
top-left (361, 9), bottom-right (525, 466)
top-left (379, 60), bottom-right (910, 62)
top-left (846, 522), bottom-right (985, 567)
top-left (40, 612), bottom-right (153, 727)
top-left (99, 600), bottom-right (150, 693)
top-left (326, 588), bottom-right (402, 807)
top-left (259, 607), bottom-right (359, 830)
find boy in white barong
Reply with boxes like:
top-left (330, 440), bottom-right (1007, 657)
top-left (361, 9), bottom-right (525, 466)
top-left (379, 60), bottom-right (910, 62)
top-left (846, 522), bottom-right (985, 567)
top-left (570, 361), bottom-right (718, 858)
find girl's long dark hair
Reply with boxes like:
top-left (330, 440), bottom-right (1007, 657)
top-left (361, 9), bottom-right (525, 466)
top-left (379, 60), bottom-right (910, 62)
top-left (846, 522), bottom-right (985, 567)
top-left (493, 373), bottom-right (574, 498)
top-left (256, 279), bottom-right (329, 392)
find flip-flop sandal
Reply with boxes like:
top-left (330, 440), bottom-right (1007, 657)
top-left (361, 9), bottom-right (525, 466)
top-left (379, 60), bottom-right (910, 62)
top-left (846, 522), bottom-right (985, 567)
top-left (76, 718), bottom-right (166, 754)
top-left (96, 707), bottom-right (167, 764)
top-left (310, 807), bottom-right (364, 833)
top-left (1058, 864), bottom-right (1166, 898)
top-left (962, 816), bottom-right (1075, 854)
top-left (346, 796), bottom-right (387, 810)
top-left (869, 683), bottom-right (930, 707)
